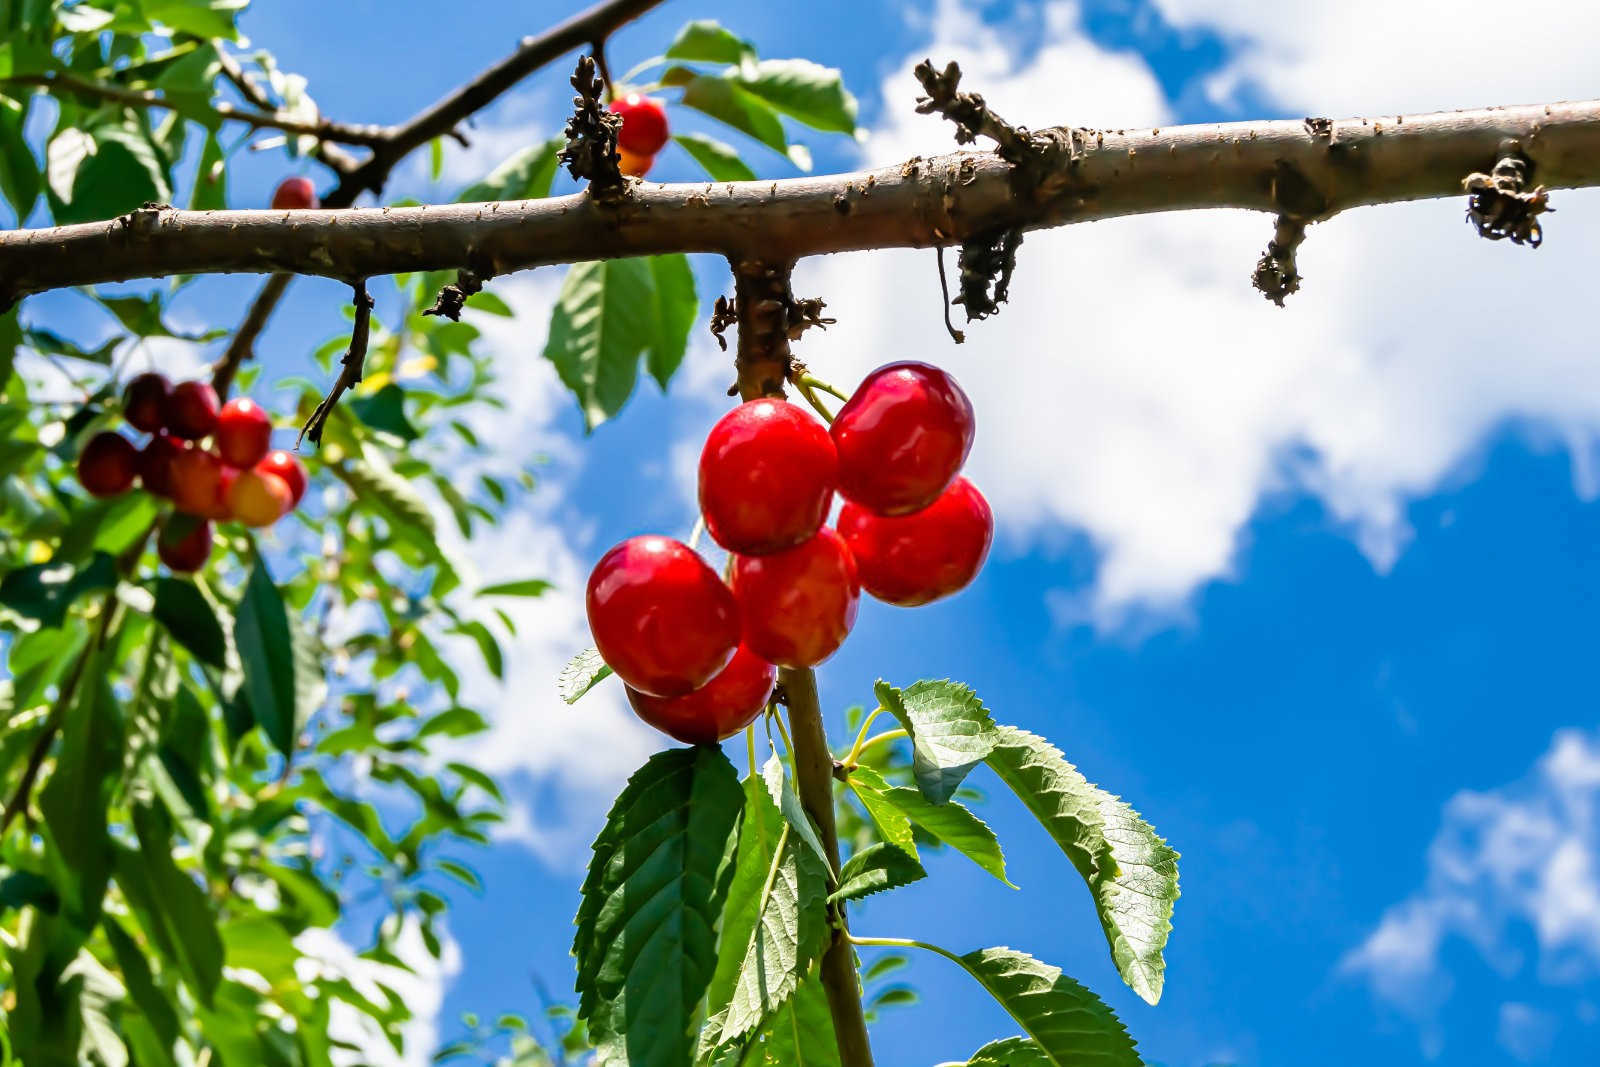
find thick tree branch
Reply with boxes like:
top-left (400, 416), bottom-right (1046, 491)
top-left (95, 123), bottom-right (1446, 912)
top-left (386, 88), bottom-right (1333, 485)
top-left (6, 99), bottom-right (1599, 306)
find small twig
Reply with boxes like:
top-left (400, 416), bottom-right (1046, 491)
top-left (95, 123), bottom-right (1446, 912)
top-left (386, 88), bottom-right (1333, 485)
top-left (935, 247), bottom-right (965, 343)
top-left (299, 280), bottom-right (374, 447)
top-left (1464, 139), bottom-right (1551, 246)
top-left (557, 55), bottom-right (626, 200)
top-left (592, 38), bottom-right (615, 102)
top-left (709, 294), bottom-right (737, 352)
top-left (1251, 214), bottom-right (1307, 307)
top-left (213, 272), bottom-right (292, 399)
top-left (421, 269), bottom-right (487, 321)
top-left (912, 59), bottom-right (1035, 164)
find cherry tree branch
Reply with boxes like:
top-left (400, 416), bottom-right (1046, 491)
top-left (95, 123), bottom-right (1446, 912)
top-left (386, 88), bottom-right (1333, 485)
top-left (5, 98), bottom-right (1597, 308)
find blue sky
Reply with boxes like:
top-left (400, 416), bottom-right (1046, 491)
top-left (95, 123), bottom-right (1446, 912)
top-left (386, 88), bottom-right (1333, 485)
top-left (90, 0), bottom-right (1600, 1063)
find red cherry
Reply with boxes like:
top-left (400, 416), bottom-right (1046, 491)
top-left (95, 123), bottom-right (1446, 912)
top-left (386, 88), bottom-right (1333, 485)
top-left (165, 381), bottom-right (220, 441)
top-left (158, 515), bottom-right (212, 573)
top-left (831, 361), bottom-right (975, 516)
top-left (215, 397), bottom-right (273, 468)
top-left (699, 399), bottom-right (837, 555)
top-left (586, 536), bottom-right (740, 697)
top-left (226, 468), bottom-right (293, 527)
top-left (625, 644), bottom-right (776, 745)
top-left (732, 528), bottom-right (860, 668)
top-left (170, 447), bottom-right (226, 517)
top-left (122, 372), bottom-right (171, 433)
top-left (272, 177), bottom-right (319, 210)
top-left (137, 433), bottom-right (183, 497)
top-left (610, 93), bottom-right (669, 156)
top-left (618, 148), bottom-right (654, 178)
top-left (76, 431), bottom-right (138, 498)
top-left (838, 477), bottom-right (993, 607)
top-left (257, 450), bottom-right (308, 507)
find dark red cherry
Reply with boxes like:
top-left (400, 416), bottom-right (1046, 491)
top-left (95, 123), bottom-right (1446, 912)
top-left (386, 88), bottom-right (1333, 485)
top-left (122, 372), bottom-right (171, 433)
top-left (77, 431), bottom-right (138, 497)
top-left (732, 527), bottom-right (859, 668)
top-left (699, 399), bottom-right (837, 555)
top-left (838, 477), bottom-right (993, 607)
top-left (586, 535), bottom-right (740, 697)
top-left (137, 433), bottom-right (183, 497)
top-left (257, 450), bottom-right (308, 507)
top-left (170, 447), bottom-right (226, 518)
top-left (610, 93), bottom-right (669, 156)
top-left (165, 381), bottom-right (220, 441)
top-left (272, 177), bottom-right (319, 210)
top-left (831, 361), bottom-right (975, 515)
top-left (625, 644), bottom-right (776, 745)
top-left (215, 397), bottom-right (273, 468)
top-left (158, 514), bottom-right (212, 573)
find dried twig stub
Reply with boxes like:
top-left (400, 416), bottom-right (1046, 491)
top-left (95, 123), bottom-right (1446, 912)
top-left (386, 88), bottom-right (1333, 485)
top-left (1464, 144), bottom-right (1551, 247)
top-left (300, 280), bottom-right (375, 447)
top-left (1252, 214), bottom-right (1308, 307)
top-left (558, 55), bottom-right (626, 201)
top-left (954, 227), bottom-right (1022, 323)
top-left (422, 269), bottom-right (486, 321)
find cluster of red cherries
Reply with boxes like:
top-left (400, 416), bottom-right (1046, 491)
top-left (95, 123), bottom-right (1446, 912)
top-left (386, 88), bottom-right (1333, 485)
top-left (586, 361), bottom-right (993, 745)
top-left (75, 374), bottom-right (307, 572)
top-left (610, 92), bottom-right (669, 178)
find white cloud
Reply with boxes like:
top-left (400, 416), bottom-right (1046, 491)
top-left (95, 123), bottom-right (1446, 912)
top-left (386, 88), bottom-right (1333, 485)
top-left (1499, 1001), bottom-right (1559, 1063)
top-left (295, 919), bottom-right (462, 1067)
top-left (776, 0), bottom-right (1600, 624)
top-left (1341, 730), bottom-right (1600, 1042)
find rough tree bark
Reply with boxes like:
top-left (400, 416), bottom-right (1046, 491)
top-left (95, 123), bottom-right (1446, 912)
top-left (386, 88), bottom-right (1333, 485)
top-left (3, 99), bottom-right (1597, 306)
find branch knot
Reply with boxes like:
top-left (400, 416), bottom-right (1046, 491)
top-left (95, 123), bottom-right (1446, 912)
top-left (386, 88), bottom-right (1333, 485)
top-left (558, 55), bottom-right (626, 202)
top-left (1464, 144), bottom-right (1551, 247)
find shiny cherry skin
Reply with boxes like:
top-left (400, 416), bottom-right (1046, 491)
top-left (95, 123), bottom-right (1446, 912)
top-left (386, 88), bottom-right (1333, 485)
top-left (170, 447), bottom-right (227, 518)
top-left (699, 399), bottom-right (837, 555)
top-left (137, 433), bottom-right (183, 497)
top-left (625, 644), bottom-right (776, 745)
top-left (610, 93), bottom-right (669, 156)
top-left (227, 468), bottom-right (293, 527)
top-left (215, 397), bottom-right (273, 468)
top-left (586, 535), bottom-right (741, 697)
top-left (122, 372), bottom-right (171, 433)
top-left (732, 527), bottom-right (860, 668)
top-left (838, 477), bottom-right (993, 607)
top-left (77, 431), bottom-right (138, 497)
top-left (257, 450), bottom-right (308, 507)
top-left (831, 361), bottom-right (975, 515)
top-left (158, 515), bottom-right (212, 573)
top-left (618, 148), bottom-right (654, 178)
top-left (272, 176), bottom-right (319, 210)
top-left (165, 380), bottom-right (220, 440)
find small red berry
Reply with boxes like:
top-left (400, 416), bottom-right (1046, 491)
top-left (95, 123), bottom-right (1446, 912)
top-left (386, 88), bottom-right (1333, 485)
top-left (618, 148), bottom-right (654, 178)
top-left (257, 450), bottom-right (308, 507)
top-left (272, 177), bottom-right (319, 210)
top-left (137, 433), bottom-right (183, 497)
top-left (586, 536), bottom-right (741, 697)
top-left (699, 399), bottom-right (837, 555)
top-left (158, 515), bottom-right (212, 573)
top-left (165, 381), bottom-right (220, 440)
top-left (215, 397), bottom-right (273, 468)
top-left (625, 644), bottom-right (776, 745)
top-left (226, 468), bottom-right (293, 527)
top-left (170, 447), bottom-right (226, 518)
top-left (732, 527), bottom-right (860, 668)
top-left (122, 372), bottom-right (171, 434)
top-left (76, 431), bottom-right (138, 498)
top-left (838, 477), bottom-right (993, 607)
top-left (831, 361), bottom-right (975, 515)
top-left (610, 93), bottom-right (670, 156)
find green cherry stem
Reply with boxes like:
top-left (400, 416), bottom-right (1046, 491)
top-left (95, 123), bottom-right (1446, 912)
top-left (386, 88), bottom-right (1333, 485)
top-left (799, 373), bottom-right (850, 402)
top-left (842, 705), bottom-right (888, 765)
top-left (848, 729), bottom-right (908, 767)
top-left (794, 377), bottom-right (836, 424)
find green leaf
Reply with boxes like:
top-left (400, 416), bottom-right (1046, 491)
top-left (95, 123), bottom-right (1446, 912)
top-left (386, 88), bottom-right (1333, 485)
top-left (234, 559), bottom-right (298, 757)
top-left (670, 71), bottom-right (796, 164)
top-left (48, 123), bottom-right (172, 225)
top-left (0, 92), bottom-right (40, 221)
top-left (829, 842), bottom-right (925, 904)
top-left (0, 551), bottom-right (115, 628)
top-left (559, 647), bottom-right (613, 704)
top-left (437, 859), bottom-right (482, 891)
top-left (664, 20), bottom-right (756, 65)
top-left (39, 673), bottom-right (121, 925)
top-left (0, 870), bottom-right (59, 915)
top-left (128, 800), bottom-right (224, 1006)
top-left (574, 747), bottom-right (743, 1067)
top-left (736, 60), bottom-right (857, 135)
top-left (849, 766), bottom-right (1012, 888)
top-left (452, 619), bottom-right (503, 679)
top-left (144, 0), bottom-right (247, 39)
top-left (350, 383), bottom-right (420, 442)
top-left (189, 130), bottom-right (227, 211)
top-left (543, 256), bottom-right (697, 429)
top-left (762, 753), bottom-right (829, 871)
top-left (940, 1037), bottom-right (1053, 1067)
top-left (845, 767), bottom-right (916, 858)
top-left (751, 974), bottom-right (840, 1067)
top-left (673, 133), bottom-right (756, 182)
top-left (877, 679), bottom-right (997, 805)
top-left (457, 136), bottom-right (564, 202)
top-left (105, 919), bottom-right (180, 1050)
top-left (986, 727), bottom-right (1179, 1006)
top-left (951, 948), bottom-right (1141, 1067)
top-left (152, 576), bottom-right (226, 668)
top-left (336, 444), bottom-right (437, 541)
top-left (477, 578), bottom-right (552, 598)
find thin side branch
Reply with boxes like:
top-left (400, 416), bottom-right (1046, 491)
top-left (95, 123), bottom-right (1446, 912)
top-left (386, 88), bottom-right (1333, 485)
top-left (212, 272), bottom-right (292, 400)
top-left (1252, 215), bottom-right (1307, 306)
top-left (299, 281), bottom-right (374, 447)
top-left (6, 100), bottom-right (1600, 304)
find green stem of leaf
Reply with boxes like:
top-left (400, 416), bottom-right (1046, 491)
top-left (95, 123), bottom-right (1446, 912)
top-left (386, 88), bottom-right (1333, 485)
top-left (847, 729), bottom-right (908, 768)
top-left (842, 706), bottom-right (887, 766)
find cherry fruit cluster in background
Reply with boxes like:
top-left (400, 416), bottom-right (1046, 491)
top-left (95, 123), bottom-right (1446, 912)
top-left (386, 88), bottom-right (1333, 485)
top-left (586, 361), bottom-right (993, 745)
top-left (76, 373), bottom-right (307, 573)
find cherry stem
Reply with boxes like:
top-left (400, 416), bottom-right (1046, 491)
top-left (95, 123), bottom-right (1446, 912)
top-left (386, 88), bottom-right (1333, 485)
top-left (799, 374), bottom-right (850, 402)
top-left (794, 378), bottom-right (836, 424)
top-left (846, 729), bottom-right (908, 768)
top-left (687, 514), bottom-right (706, 551)
top-left (842, 705), bottom-right (887, 765)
